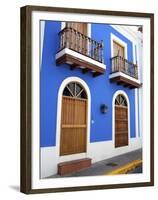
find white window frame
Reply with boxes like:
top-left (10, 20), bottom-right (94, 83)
top-left (111, 33), bottom-right (128, 59)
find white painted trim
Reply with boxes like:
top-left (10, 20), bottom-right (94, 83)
top-left (138, 88), bottom-right (142, 138)
top-left (55, 77), bottom-right (91, 163)
top-left (87, 24), bottom-right (91, 38)
top-left (56, 48), bottom-right (106, 70)
top-left (112, 90), bottom-right (130, 148)
top-left (137, 34), bottom-right (143, 82)
top-left (41, 138), bottom-right (142, 178)
top-left (40, 21), bottom-right (45, 68)
top-left (133, 42), bottom-right (141, 81)
top-left (61, 22), bottom-right (66, 30)
top-left (136, 34), bottom-right (142, 138)
top-left (132, 42), bottom-right (136, 64)
top-left (110, 25), bottom-right (142, 43)
top-left (132, 42), bottom-right (140, 139)
top-left (135, 89), bottom-right (139, 138)
top-left (111, 33), bottom-right (128, 59)
top-left (109, 72), bottom-right (141, 84)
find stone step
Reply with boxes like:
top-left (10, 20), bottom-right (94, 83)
top-left (58, 158), bottom-right (92, 175)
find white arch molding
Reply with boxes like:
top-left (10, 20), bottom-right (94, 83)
top-left (55, 77), bottom-right (91, 163)
top-left (112, 90), bottom-right (130, 148)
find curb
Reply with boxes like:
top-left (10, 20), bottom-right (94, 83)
top-left (106, 159), bottom-right (142, 175)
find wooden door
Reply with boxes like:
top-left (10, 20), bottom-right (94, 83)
top-left (113, 41), bottom-right (125, 58)
top-left (60, 82), bottom-right (87, 156)
top-left (115, 94), bottom-right (128, 148)
top-left (66, 22), bottom-right (87, 54)
top-left (67, 22), bottom-right (87, 35)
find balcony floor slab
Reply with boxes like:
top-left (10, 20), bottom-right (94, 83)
top-left (56, 48), bottom-right (106, 77)
top-left (109, 72), bottom-right (141, 89)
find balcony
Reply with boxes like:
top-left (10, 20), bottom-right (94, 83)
top-left (109, 56), bottom-right (141, 88)
top-left (55, 27), bottom-right (106, 77)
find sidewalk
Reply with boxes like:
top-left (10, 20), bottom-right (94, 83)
top-left (48, 149), bottom-right (142, 178)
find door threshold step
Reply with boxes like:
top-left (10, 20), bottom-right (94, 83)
top-left (58, 158), bottom-right (92, 175)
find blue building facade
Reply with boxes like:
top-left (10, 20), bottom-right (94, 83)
top-left (40, 21), bottom-right (142, 178)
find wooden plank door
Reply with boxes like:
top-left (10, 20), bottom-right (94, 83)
top-left (66, 22), bottom-right (87, 54)
top-left (113, 41), bottom-right (125, 72)
top-left (60, 96), bottom-right (87, 156)
top-left (113, 41), bottom-right (125, 57)
top-left (115, 105), bottom-right (128, 148)
top-left (67, 22), bottom-right (87, 35)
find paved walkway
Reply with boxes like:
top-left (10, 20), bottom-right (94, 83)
top-left (48, 149), bottom-right (142, 178)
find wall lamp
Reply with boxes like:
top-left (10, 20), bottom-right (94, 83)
top-left (100, 104), bottom-right (108, 114)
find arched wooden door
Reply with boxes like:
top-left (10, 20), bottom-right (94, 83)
top-left (60, 82), bottom-right (87, 156)
top-left (115, 94), bottom-right (128, 148)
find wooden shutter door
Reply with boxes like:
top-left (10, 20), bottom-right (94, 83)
top-left (67, 22), bottom-right (87, 35)
top-left (66, 22), bottom-right (87, 54)
top-left (115, 105), bottom-right (128, 147)
top-left (113, 41), bottom-right (125, 58)
top-left (60, 96), bottom-right (87, 156)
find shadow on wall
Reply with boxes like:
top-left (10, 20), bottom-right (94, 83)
top-left (9, 185), bottom-right (20, 192)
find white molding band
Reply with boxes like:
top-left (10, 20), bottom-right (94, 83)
top-left (132, 42), bottom-right (136, 64)
top-left (61, 22), bottom-right (65, 30)
top-left (40, 21), bottom-right (45, 68)
top-left (135, 88), bottom-right (139, 138)
top-left (111, 25), bottom-right (140, 42)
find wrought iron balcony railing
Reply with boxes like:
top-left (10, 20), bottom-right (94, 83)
top-left (111, 56), bottom-right (138, 79)
top-left (58, 27), bottom-right (104, 63)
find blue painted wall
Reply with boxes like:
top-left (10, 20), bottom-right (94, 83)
top-left (40, 21), bottom-right (136, 147)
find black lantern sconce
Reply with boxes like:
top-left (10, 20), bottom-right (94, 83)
top-left (100, 104), bottom-right (108, 114)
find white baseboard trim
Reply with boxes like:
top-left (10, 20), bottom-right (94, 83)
top-left (40, 138), bottom-right (142, 178)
